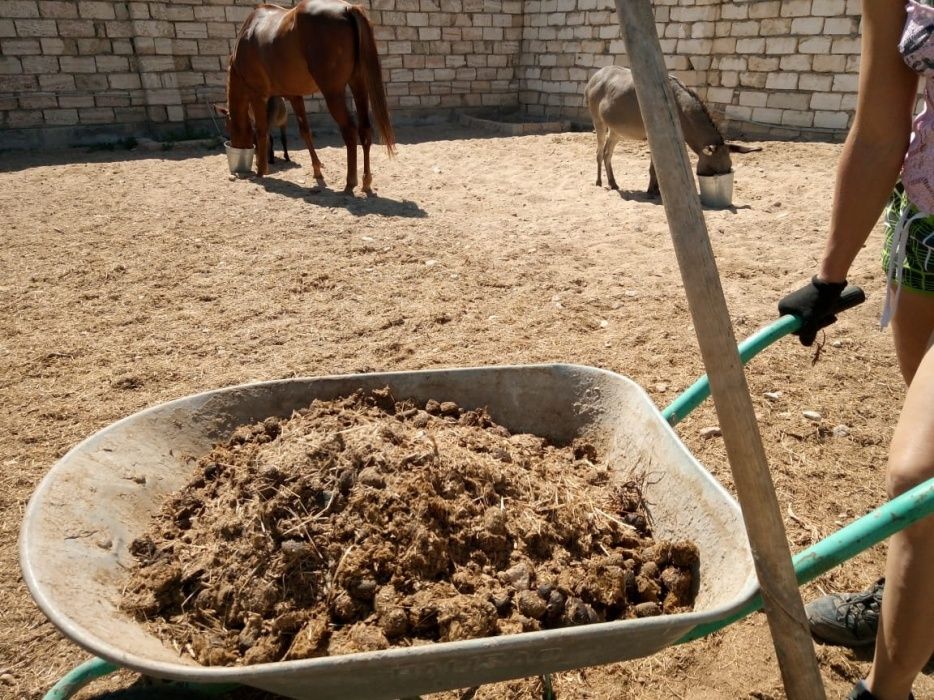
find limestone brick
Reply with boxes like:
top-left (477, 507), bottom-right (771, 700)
top-left (765, 37), bottom-right (797, 54)
top-left (749, 1), bottom-right (780, 19)
top-left (766, 92), bottom-right (809, 110)
top-left (38, 2), bottom-right (77, 19)
top-left (780, 0), bottom-right (812, 17)
top-left (799, 36), bottom-right (831, 54)
top-left (44, 107), bottom-right (78, 124)
top-left (824, 17), bottom-right (858, 35)
top-left (78, 2), bottom-right (116, 20)
top-left (832, 73), bottom-right (858, 92)
top-left (5, 2), bottom-right (40, 19)
top-left (811, 92), bottom-right (842, 110)
top-left (811, 0), bottom-right (846, 16)
top-left (738, 90), bottom-right (767, 107)
top-left (779, 55), bottom-right (811, 72)
top-left (2, 38), bottom-right (42, 55)
top-left (15, 19), bottom-right (58, 36)
top-left (0, 57), bottom-right (24, 74)
top-left (22, 55), bottom-right (59, 74)
top-left (815, 111), bottom-right (848, 129)
top-left (812, 54), bottom-right (846, 72)
top-left (38, 71), bottom-right (74, 89)
top-left (760, 18), bottom-right (792, 36)
top-left (799, 73), bottom-right (832, 91)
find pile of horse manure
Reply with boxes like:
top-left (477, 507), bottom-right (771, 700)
top-left (122, 388), bottom-right (699, 666)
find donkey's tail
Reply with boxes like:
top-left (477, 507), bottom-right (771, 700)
top-left (349, 4), bottom-right (396, 156)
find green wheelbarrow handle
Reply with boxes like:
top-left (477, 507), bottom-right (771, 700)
top-left (662, 285), bottom-right (866, 427)
top-left (680, 476), bottom-right (934, 643)
top-left (43, 657), bottom-right (236, 700)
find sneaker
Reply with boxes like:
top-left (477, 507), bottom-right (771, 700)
top-left (848, 680), bottom-right (876, 700)
top-left (847, 679), bottom-right (915, 700)
top-left (805, 579), bottom-right (883, 647)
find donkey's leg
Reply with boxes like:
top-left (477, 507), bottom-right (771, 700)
top-left (281, 126), bottom-right (290, 162)
top-left (647, 160), bottom-right (660, 198)
top-left (268, 132), bottom-right (275, 164)
top-left (250, 95), bottom-right (270, 177)
top-left (594, 121), bottom-right (607, 187)
top-left (322, 89), bottom-right (358, 193)
top-left (602, 132), bottom-right (620, 191)
top-left (287, 97), bottom-right (323, 180)
top-left (349, 75), bottom-right (374, 193)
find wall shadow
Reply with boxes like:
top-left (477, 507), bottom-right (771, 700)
top-left (0, 121), bottom-right (588, 173)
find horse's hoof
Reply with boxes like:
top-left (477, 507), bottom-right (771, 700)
top-left (609, 183), bottom-right (619, 191)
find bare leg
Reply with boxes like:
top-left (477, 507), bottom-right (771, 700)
top-left (250, 95), bottom-right (270, 177)
top-left (602, 132), bottom-right (619, 191)
top-left (865, 289), bottom-right (934, 700)
top-left (322, 89), bottom-right (358, 193)
top-left (349, 75), bottom-right (374, 193)
top-left (287, 97), bottom-right (323, 180)
top-left (594, 120), bottom-right (607, 187)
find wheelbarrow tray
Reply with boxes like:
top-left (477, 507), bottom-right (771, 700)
top-left (21, 364), bottom-right (758, 700)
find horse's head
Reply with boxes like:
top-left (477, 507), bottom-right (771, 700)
top-left (213, 102), bottom-right (254, 149)
top-left (697, 142), bottom-right (762, 177)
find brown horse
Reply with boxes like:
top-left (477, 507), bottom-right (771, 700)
top-left (227, 0), bottom-right (395, 193)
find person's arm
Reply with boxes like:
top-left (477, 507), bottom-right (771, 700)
top-left (819, 0), bottom-right (918, 283)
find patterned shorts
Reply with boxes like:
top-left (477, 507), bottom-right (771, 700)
top-left (882, 185), bottom-right (934, 295)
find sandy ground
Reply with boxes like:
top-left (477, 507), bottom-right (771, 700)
top-left (0, 124), bottom-right (930, 699)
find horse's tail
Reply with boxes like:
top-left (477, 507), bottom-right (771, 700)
top-left (349, 4), bottom-right (396, 156)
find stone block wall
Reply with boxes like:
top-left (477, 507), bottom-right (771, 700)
top-left (0, 0), bottom-right (525, 148)
top-left (1, 0), bottom-right (871, 148)
top-left (518, 0), bottom-right (863, 140)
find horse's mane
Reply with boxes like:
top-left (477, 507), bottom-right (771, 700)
top-left (669, 74), bottom-right (724, 144)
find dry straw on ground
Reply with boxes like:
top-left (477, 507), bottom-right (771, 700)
top-left (1, 127), bottom-right (928, 698)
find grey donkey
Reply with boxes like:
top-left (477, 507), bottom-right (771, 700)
top-left (585, 65), bottom-right (761, 196)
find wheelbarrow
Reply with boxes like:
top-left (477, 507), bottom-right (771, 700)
top-left (21, 288), bottom-right (934, 700)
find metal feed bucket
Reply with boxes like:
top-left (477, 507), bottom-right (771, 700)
top-left (225, 140), bottom-right (254, 175)
top-left (20, 364), bottom-right (758, 700)
top-left (698, 171), bottom-right (734, 208)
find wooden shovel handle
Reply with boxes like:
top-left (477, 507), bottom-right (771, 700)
top-left (612, 2), bottom-right (826, 698)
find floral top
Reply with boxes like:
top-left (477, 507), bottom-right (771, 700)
top-left (900, 0), bottom-right (934, 213)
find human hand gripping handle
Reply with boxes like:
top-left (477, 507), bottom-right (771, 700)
top-left (778, 277), bottom-right (867, 346)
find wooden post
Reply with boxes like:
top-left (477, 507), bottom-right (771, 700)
top-left (612, 1), bottom-right (826, 698)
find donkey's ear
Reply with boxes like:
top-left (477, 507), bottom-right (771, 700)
top-left (727, 143), bottom-right (762, 154)
top-left (702, 144), bottom-right (717, 156)
top-left (213, 103), bottom-right (229, 116)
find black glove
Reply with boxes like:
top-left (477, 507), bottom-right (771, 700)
top-left (778, 276), bottom-right (847, 347)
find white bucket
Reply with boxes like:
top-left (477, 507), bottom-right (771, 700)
top-left (225, 140), bottom-right (254, 175)
top-left (698, 171), bottom-right (734, 208)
